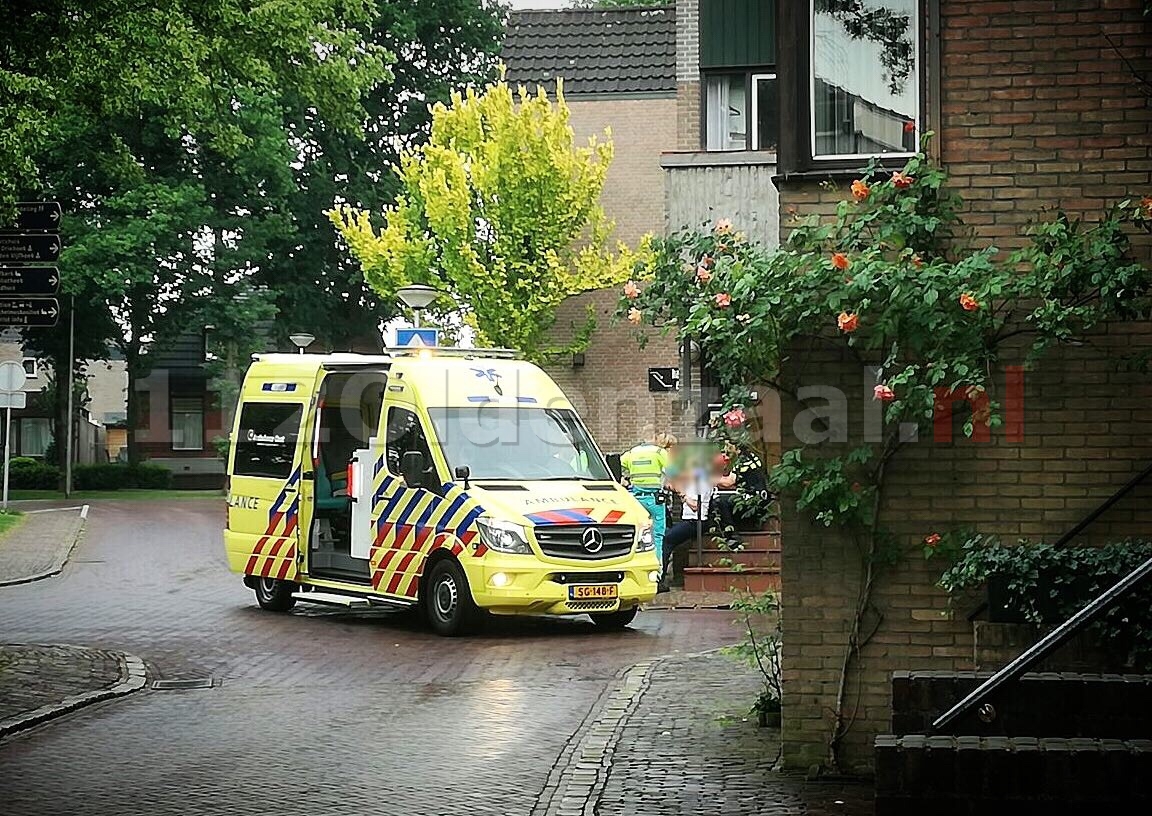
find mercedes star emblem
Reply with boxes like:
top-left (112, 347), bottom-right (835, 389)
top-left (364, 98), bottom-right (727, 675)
top-left (581, 526), bottom-right (605, 554)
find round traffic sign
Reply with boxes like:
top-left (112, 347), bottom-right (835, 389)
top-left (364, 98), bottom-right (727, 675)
top-left (0, 360), bottom-right (26, 392)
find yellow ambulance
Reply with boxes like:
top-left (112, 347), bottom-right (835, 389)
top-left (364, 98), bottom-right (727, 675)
top-left (224, 347), bottom-right (660, 635)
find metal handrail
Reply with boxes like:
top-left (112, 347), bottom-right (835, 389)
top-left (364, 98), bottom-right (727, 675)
top-left (932, 553), bottom-right (1152, 733)
top-left (967, 459), bottom-right (1152, 621)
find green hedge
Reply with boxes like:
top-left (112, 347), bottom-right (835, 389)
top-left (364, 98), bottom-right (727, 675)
top-left (73, 463), bottom-right (173, 491)
top-left (9, 459), bottom-right (61, 490)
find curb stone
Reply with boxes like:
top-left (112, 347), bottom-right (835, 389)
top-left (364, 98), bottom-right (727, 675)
top-left (0, 648), bottom-right (147, 741)
top-left (532, 647), bottom-right (728, 816)
top-left (0, 508), bottom-right (87, 587)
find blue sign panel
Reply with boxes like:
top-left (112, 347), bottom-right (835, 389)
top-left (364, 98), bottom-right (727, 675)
top-left (396, 327), bottom-right (439, 348)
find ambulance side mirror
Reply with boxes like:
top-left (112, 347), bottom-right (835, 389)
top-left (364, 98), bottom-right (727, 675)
top-left (401, 450), bottom-right (426, 487)
top-left (454, 465), bottom-right (471, 490)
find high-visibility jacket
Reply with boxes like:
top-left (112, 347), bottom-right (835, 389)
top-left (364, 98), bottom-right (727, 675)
top-left (620, 443), bottom-right (668, 489)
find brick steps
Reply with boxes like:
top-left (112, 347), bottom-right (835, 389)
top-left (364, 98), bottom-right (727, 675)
top-left (875, 734), bottom-right (1152, 813)
top-left (679, 527), bottom-right (780, 594)
top-left (681, 566), bottom-right (780, 593)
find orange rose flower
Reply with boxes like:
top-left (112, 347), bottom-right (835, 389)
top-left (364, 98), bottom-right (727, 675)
top-left (627, 307), bottom-right (643, 324)
top-left (891, 171), bottom-right (914, 188)
top-left (831, 252), bottom-right (850, 270)
top-left (714, 218), bottom-right (733, 234)
top-left (837, 311), bottom-right (859, 333)
top-left (714, 292), bottom-right (732, 308)
top-left (911, 254), bottom-right (923, 269)
top-left (623, 280), bottom-right (640, 299)
top-left (924, 532), bottom-right (942, 547)
top-left (696, 266), bottom-right (713, 283)
top-left (1142, 197), bottom-right (1152, 216)
top-left (851, 180), bottom-right (870, 201)
top-left (959, 293), bottom-right (980, 312)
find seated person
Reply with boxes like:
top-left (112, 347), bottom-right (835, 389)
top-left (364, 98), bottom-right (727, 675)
top-left (661, 464), bottom-right (713, 584)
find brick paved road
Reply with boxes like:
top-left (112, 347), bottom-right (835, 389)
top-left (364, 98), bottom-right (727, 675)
top-left (0, 509), bottom-right (85, 585)
top-left (0, 500), bottom-right (738, 816)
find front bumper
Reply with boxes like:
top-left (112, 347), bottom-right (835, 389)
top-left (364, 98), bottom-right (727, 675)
top-left (465, 551), bottom-right (661, 616)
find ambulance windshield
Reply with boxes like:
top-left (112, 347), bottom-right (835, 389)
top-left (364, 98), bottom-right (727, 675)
top-left (428, 407), bottom-right (611, 482)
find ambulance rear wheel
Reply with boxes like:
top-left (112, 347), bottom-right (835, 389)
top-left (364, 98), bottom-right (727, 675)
top-left (590, 606), bottom-right (638, 630)
top-left (254, 577), bottom-right (297, 612)
top-left (425, 560), bottom-right (480, 636)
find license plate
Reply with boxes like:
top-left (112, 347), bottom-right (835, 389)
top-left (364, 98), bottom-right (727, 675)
top-left (568, 584), bottom-right (618, 600)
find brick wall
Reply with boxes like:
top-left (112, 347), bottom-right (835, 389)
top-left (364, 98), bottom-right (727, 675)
top-left (776, 0), bottom-right (1152, 772)
top-left (542, 287), bottom-right (681, 453)
top-left (566, 97), bottom-right (677, 246)
top-left (675, 0), bottom-right (700, 149)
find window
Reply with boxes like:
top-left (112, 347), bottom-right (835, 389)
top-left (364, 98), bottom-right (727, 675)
top-left (233, 402), bottom-right (302, 479)
top-left (751, 73), bottom-right (779, 152)
top-left (705, 73), bottom-right (779, 152)
top-left (19, 418), bottom-right (51, 457)
top-left (171, 396), bottom-right (204, 451)
top-left (21, 358), bottom-right (37, 377)
top-left (811, 0), bottom-right (919, 160)
top-left (385, 407), bottom-right (438, 490)
top-left (427, 407), bottom-right (611, 482)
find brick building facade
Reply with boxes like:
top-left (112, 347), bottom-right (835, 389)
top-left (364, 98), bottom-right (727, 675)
top-left (504, 6), bottom-right (682, 449)
top-left (771, 0), bottom-right (1152, 772)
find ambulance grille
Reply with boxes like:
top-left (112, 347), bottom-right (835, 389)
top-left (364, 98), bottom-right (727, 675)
top-left (535, 525), bottom-right (635, 560)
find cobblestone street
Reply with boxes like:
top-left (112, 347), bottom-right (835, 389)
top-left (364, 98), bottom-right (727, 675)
top-left (0, 499), bottom-right (777, 816)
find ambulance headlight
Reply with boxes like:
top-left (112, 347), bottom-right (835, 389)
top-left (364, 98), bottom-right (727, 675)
top-left (636, 524), bottom-right (655, 552)
top-left (476, 519), bottom-right (532, 554)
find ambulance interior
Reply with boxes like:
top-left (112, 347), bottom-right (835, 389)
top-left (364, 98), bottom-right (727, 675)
top-left (307, 371), bottom-right (387, 581)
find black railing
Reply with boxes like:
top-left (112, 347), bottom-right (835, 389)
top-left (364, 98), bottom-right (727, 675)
top-left (932, 553), bottom-right (1152, 733)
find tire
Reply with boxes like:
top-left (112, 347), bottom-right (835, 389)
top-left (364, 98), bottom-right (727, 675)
top-left (424, 559), bottom-right (481, 636)
top-left (253, 577), bottom-right (297, 612)
top-left (590, 606), bottom-right (638, 630)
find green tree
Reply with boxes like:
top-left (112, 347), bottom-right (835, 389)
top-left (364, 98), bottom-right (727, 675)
top-left (261, 0), bottom-right (505, 351)
top-left (16, 1), bottom-right (389, 462)
top-left (333, 78), bottom-right (642, 359)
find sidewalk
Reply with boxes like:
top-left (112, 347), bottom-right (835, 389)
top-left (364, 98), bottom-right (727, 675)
top-left (0, 644), bottom-right (146, 739)
top-left (536, 650), bottom-right (874, 816)
top-left (644, 588), bottom-right (732, 610)
top-left (0, 507), bottom-right (86, 586)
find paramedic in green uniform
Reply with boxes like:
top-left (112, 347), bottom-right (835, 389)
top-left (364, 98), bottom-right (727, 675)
top-left (620, 426), bottom-right (673, 569)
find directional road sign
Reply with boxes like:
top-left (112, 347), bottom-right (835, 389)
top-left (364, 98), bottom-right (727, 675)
top-left (4, 201), bottom-right (62, 232)
top-left (0, 266), bottom-right (60, 296)
top-left (0, 234), bottom-right (61, 263)
top-left (0, 297), bottom-right (60, 327)
top-left (396, 327), bottom-right (440, 348)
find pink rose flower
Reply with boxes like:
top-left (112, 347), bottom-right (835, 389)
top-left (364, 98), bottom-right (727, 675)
top-left (714, 292), bottom-right (731, 308)
top-left (873, 384), bottom-right (895, 402)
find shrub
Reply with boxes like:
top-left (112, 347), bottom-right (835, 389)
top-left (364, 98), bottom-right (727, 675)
top-left (8, 460), bottom-right (61, 490)
top-left (73, 463), bottom-right (173, 491)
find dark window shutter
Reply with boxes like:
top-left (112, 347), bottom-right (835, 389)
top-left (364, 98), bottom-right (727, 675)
top-left (700, 0), bottom-right (776, 70)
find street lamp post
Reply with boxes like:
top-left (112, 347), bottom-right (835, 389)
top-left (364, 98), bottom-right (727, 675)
top-left (289, 332), bottom-right (315, 355)
top-left (395, 284), bottom-right (441, 329)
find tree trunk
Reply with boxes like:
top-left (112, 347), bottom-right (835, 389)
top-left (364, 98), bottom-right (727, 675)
top-left (125, 350), bottom-right (142, 465)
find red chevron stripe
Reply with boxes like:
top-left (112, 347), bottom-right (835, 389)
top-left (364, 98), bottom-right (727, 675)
top-left (385, 568), bottom-right (406, 595)
top-left (276, 548), bottom-right (295, 580)
top-left (402, 573), bottom-right (420, 598)
top-left (603, 510), bottom-right (625, 524)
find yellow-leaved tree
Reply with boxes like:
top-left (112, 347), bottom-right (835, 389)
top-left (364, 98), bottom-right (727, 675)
top-left (331, 77), bottom-right (644, 360)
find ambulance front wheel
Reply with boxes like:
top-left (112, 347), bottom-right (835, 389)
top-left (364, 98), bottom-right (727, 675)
top-left (254, 577), bottom-right (297, 612)
top-left (590, 606), bottom-right (638, 630)
top-left (425, 559), bottom-right (481, 636)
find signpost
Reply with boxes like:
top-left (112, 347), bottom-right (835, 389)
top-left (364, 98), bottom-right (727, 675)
top-left (0, 266), bottom-right (60, 296)
top-left (5, 202), bottom-right (62, 232)
top-left (0, 233), bottom-right (62, 263)
top-left (0, 360), bottom-right (27, 509)
top-left (0, 298), bottom-right (60, 327)
top-left (0, 200), bottom-right (68, 495)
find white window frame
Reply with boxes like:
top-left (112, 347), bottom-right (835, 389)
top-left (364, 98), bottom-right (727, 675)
top-left (19, 417), bottom-right (52, 457)
top-left (21, 357), bottom-right (37, 377)
top-left (750, 72), bottom-right (778, 153)
top-left (170, 396), bottom-right (204, 451)
top-left (809, 0), bottom-right (920, 162)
